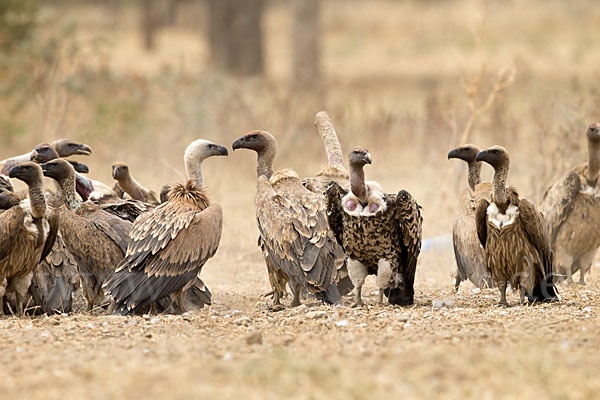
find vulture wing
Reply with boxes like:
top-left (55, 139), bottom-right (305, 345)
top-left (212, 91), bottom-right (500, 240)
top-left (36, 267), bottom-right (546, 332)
top-left (539, 170), bottom-right (580, 244)
top-left (475, 198), bottom-right (490, 248)
top-left (392, 190), bottom-right (423, 285)
top-left (39, 207), bottom-right (60, 262)
top-left (325, 181), bottom-right (348, 246)
top-left (76, 203), bottom-right (131, 253)
top-left (256, 175), bottom-right (338, 294)
top-left (0, 175), bottom-right (14, 192)
top-left (0, 206), bottom-right (26, 261)
top-left (106, 202), bottom-right (222, 311)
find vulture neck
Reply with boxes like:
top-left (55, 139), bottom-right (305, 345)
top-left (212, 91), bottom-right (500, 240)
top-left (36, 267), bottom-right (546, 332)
top-left (467, 161), bottom-right (482, 192)
top-left (1, 151), bottom-right (32, 174)
top-left (257, 149), bottom-right (275, 179)
top-left (59, 174), bottom-right (81, 210)
top-left (491, 164), bottom-right (509, 212)
top-left (28, 179), bottom-right (47, 219)
top-left (349, 163), bottom-right (368, 203)
top-left (117, 173), bottom-right (145, 199)
top-left (587, 139), bottom-right (600, 185)
top-left (185, 160), bottom-right (204, 188)
top-left (320, 126), bottom-right (343, 168)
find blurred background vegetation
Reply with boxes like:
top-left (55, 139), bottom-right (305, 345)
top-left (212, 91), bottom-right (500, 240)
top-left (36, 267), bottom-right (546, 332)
top-left (1, 0), bottom-right (599, 237)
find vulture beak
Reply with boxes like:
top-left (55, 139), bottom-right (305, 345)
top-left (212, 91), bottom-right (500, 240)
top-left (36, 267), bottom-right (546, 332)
top-left (70, 161), bottom-right (89, 174)
top-left (30, 149), bottom-right (39, 161)
top-left (475, 150), bottom-right (488, 163)
top-left (216, 145), bottom-right (229, 156)
top-left (232, 137), bottom-right (244, 151)
top-left (447, 148), bottom-right (459, 160)
top-left (40, 163), bottom-right (51, 175)
top-left (363, 152), bottom-right (372, 164)
top-left (8, 165), bottom-right (22, 179)
top-left (74, 144), bottom-right (92, 156)
top-left (112, 165), bottom-right (119, 179)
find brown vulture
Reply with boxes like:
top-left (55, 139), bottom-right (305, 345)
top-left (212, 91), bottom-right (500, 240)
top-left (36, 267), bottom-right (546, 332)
top-left (326, 148), bottom-right (422, 307)
top-left (0, 162), bottom-right (58, 315)
top-left (104, 139), bottom-right (227, 315)
top-left (232, 130), bottom-right (343, 307)
top-left (475, 146), bottom-right (558, 306)
top-left (111, 161), bottom-right (160, 205)
top-left (41, 159), bottom-right (131, 310)
top-left (539, 123), bottom-right (600, 285)
top-left (447, 144), bottom-right (494, 291)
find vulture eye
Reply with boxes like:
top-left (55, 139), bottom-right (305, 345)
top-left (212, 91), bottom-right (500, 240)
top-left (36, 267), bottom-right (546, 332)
top-left (249, 134), bottom-right (258, 140)
top-left (208, 144), bottom-right (215, 149)
top-left (362, 151), bottom-right (368, 156)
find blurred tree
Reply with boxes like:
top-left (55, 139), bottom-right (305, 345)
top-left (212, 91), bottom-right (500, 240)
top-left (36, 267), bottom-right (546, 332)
top-left (291, 0), bottom-right (321, 88)
top-left (0, 0), bottom-right (37, 53)
top-left (141, 0), bottom-right (156, 50)
top-left (206, 0), bottom-right (264, 76)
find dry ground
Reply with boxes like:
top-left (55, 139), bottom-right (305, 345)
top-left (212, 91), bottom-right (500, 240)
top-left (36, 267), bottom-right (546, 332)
top-left (2, 0), bottom-right (600, 398)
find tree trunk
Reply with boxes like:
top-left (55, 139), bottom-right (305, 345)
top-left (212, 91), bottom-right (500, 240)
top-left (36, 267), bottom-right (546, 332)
top-left (291, 0), bottom-right (321, 87)
top-left (206, 0), bottom-right (264, 76)
top-left (141, 0), bottom-right (156, 50)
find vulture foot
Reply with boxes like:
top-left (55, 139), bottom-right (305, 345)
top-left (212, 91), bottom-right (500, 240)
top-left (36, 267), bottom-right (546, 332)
top-left (496, 301), bottom-right (509, 308)
top-left (351, 299), bottom-right (365, 308)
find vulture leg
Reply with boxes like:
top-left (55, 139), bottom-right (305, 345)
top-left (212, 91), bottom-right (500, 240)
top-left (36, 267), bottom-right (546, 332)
top-left (454, 275), bottom-right (461, 293)
top-left (11, 273), bottom-right (33, 316)
top-left (0, 277), bottom-right (6, 315)
top-left (519, 287), bottom-right (527, 305)
top-left (290, 283), bottom-right (302, 307)
top-left (577, 249), bottom-right (596, 285)
top-left (348, 259), bottom-right (367, 307)
top-left (377, 289), bottom-right (385, 305)
top-left (497, 281), bottom-right (509, 307)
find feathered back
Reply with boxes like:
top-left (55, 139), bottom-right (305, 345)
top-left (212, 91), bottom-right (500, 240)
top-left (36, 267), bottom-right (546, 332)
top-left (168, 181), bottom-right (211, 210)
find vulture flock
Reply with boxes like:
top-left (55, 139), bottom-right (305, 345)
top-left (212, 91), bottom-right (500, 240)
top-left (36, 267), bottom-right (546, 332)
top-left (0, 113), bottom-right (597, 317)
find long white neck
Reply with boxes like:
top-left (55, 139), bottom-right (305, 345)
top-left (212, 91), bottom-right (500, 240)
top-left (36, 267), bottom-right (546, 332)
top-left (1, 151), bottom-right (33, 175)
top-left (185, 160), bottom-right (204, 187)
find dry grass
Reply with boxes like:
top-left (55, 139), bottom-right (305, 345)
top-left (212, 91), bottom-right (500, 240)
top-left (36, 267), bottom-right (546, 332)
top-left (1, 0), bottom-right (600, 398)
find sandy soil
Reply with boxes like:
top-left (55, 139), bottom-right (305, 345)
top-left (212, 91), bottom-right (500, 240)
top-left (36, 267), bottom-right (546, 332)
top-left (1, 246), bottom-right (598, 400)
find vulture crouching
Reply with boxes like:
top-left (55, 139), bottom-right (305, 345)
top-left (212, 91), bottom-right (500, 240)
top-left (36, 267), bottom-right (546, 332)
top-left (104, 140), bottom-right (227, 315)
top-left (326, 148), bottom-right (422, 306)
top-left (41, 159), bottom-right (131, 310)
top-left (539, 122), bottom-right (600, 285)
top-left (0, 162), bottom-right (58, 315)
top-left (475, 146), bottom-right (558, 306)
top-left (448, 144), bottom-right (494, 291)
top-left (233, 130), bottom-right (343, 307)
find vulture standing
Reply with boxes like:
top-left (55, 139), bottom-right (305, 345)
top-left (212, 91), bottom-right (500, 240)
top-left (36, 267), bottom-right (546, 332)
top-left (475, 146), bottom-right (558, 306)
top-left (104, 139), bottom-right (227, 315)
top-left (539, 123), bottom-right (600, 285)
top-left (0, 162), bottom-right (58, 315)
top-left (112, 161), bottom-right (160, 205)
top-left (448, 144), bottom-right (494, 290)
top-left (41, 159), bottom-right (131, 310)
top-left (326, 148), bottom-right (422, 306)
top-left (233, 130), bottom-right (343, 307)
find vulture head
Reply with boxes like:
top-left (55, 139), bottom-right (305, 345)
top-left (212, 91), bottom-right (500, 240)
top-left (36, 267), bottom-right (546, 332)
top-left (52, 139), bottom-right (92, 157)
top-left (476, 146), bottom-right (510, 171)
top-left (232, 130), bottom-right (277, 154)
top-left (31, 144), bottom-right (59, 163)
top-left (40, 158), bottom-right (75, 184)
top-left (447, 144), bottom-right (481, 163)
top-left (587, 122), bottom-right (600, 143)
top-left (112, 161), bottom-right (129, 181)
top-left (8, 162), bottom-right (44, 186)
top-left (348, 147), bottom-right (372, 167)
top-left (183, 139), bottom-right (228, 186)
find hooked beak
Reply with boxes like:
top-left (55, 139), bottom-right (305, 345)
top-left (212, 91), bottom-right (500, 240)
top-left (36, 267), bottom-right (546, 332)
top-left (475, 150), bottom-right (488, 163)
top-left (112, 166), bottom-right (119, 179)
top-left (74, 144), bottom-right (92, 156)
top-left (216, 145), bottom-right (229, 156)
top-left (30, 150), bottom-right (39, 161)
top-left (232, 138), bottom-right (244, 151)
top-left (8, 165), bottom-right (22, 178)
top-left (69, 161), bottom-right (89, 174)
top-left (447, 148), bottom-right (459, 160)
top-left (40, 163), bottom-right (51, 175)
top-left (363, 152), bottom-right (372, 164)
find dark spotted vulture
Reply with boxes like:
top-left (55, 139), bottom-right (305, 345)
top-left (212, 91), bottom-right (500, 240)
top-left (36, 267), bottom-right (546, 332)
top-left (448, 144), bottom-right (494, 291)
top-left (104, 139), bottom-right (227, 315)
top-left (0, 162), bottom-right (58, 315)
top-left (111, 161), bottom-right (160, 205)
top-left (326, 148), bottom-right (422, 307)
top-left (233, 130), bottom-right (343, 307)
top-left (475, 146), bottom-right (558, 306)
top-left (539, 123), bottom-right (600, 285)
top-left (41, 159), bottom-right (131, 310)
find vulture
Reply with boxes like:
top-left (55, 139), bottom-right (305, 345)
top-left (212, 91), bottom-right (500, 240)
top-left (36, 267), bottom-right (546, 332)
top-left (0, 162), bottom-right (58, 315)
top-left (232, 130), bottom-right (343, 307)
top-left (112, 161), bottom-right (160, 205)
top-left (30, 142), bottom-right (90, 174)
top-left (326, 148), bottom-right (422, 307)
top-left (104, 139), bottom-right (227, 315)
top-left (448, 144), bottom-right (494, 291)
top-left (40, 159), bottom-right (131, 310)
top-left (475, 146), bottom-right (558, 306)
top-left (539, 122), bottom-right (600, 285)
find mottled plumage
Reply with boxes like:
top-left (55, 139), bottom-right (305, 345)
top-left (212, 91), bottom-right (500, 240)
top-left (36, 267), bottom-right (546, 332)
top-left (539, 123), bottom-right (600, 284)
top-left (475, 146), bottom-right (557, 306)
top-left (326, 148), bottom-right (422, 306)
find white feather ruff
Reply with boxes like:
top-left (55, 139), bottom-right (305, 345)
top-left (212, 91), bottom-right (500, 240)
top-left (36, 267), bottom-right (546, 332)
top-left (342, 181), bottom-right (387, 216)
top-left (487, 202), bottom-right (519, 229)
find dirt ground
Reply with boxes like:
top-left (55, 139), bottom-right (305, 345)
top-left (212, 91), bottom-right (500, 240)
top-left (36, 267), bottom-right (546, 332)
top-left (1, 245), bottom-right (598, 399)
